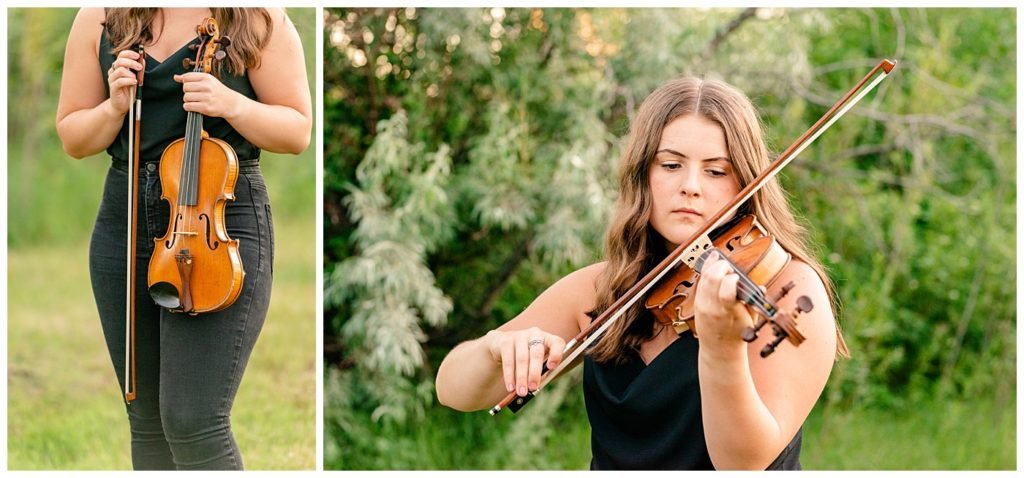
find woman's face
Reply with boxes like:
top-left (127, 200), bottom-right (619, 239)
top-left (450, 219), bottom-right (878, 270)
top-left (648, 114), bottom-right (741, 249)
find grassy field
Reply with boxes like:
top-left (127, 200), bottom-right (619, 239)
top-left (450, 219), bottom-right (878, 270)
top-left (327, 382), bottom-right (1015, 470)
top-left (7, 215), bottom-right (316, 470)
top-left (803, 394), bottom-right (1016, 470)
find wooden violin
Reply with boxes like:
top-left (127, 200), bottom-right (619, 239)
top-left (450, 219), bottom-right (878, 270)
top-left (148, 17), bottom-right (243, 315)
top-left (490, 59), bottom-right (897, 415)
top-left (644, 214), bottom-right (810, 358)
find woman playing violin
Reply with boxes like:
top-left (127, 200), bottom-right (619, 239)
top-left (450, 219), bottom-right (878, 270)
top-left (436, 77), bottom-right (847, 470)
top-left (56, 7), bottom-right (311, 470)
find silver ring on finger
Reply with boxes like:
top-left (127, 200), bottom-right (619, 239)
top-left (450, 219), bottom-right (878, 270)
top-left (528, 338), bottom-right (544, 348)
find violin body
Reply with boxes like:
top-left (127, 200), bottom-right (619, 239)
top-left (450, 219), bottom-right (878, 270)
top-left (645, 215), bottom-right (791, 337)
top-left (148, 135), bottom-right (244, 314)
top-left (147, 17), bottom-right (243, 315)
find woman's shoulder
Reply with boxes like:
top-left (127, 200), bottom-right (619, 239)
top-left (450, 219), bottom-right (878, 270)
top-left (67, 8), bottom-right (105, 60)
top-left (72, 9), bottom-right (105, 35)
top-left (557, 262), bottom-right (607, 292)
top-left (533, 262), bottom-right (606, 307)
top-left (777, 258), bottom-right (828, 295)
top-left (259, 8), bottom-right (294, 42)
top-left (76, 7), bottom-right (105, 23)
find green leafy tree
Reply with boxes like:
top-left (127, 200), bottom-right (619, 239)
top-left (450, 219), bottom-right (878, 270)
top-left (325, 8), bottom-right (1015, 469)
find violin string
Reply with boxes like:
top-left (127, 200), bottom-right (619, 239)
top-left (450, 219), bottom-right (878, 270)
top-left (694, 248), bottom-right (775, 313)
top-left (179, 49), bottom-right (191, 236)
top-left (696, 250), bottom-right (767, 298)
top-left (183, 39), bottom-right (203, 238)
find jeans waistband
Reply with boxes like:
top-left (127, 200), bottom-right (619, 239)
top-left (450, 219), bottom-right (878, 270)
top-left (110, 156), bottom-right (262, 174)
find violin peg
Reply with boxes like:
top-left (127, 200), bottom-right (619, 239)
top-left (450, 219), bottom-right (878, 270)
top-left (218, 35), bottom-right (232, 48)
top-left (214, 50), bottom-right (227, 61)
top-left (760, 334), bottom-right (787, 358)
top-left (182, 58), bottom-right (195, 70)
top-left (771, 281), bottom-right (796, 303)
top-left (796, 296), bottom-right (814, 314)
top-left (188, 44), bottom-right (200, 51)
top-left (742, 316), bottom-right (768, 343)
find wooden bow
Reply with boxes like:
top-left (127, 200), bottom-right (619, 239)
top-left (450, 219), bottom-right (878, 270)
top-left (125, 44), bottom-right (145, 403)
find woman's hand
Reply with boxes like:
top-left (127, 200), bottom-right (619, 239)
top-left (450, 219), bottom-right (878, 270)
top-left (107, 49), bottom-right (144, 116)
top-left (484, 327), bottom-right (566, 397)
top-left (693, 251), bottom-right (755, 359)
top-left (174, 72), bottom-right (244, 119)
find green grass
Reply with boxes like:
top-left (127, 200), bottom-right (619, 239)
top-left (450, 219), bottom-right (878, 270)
top-left (8, 217), bottom-right (316, 470)
top-left (803, 394), bottom-right (1016, 470)
top-left (326, 387), bottom-right (1016, 470)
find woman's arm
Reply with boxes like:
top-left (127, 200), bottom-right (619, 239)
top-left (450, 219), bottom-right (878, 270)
top-left (435, 263), bottom-right (603, 412)
top-left (56, 8), bottom-right (134, 159)
top-left (694, 255), bottom-right (837, 470)
top-left (175, 8), bottom-right (311, 154)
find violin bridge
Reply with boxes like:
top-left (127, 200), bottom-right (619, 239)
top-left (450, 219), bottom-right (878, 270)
top-left (679, 235), bottom-right (714, 270)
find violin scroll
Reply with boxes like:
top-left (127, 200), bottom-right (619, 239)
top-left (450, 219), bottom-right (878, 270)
top-left (183, 18), bottom-right (231, 73)
top-left (758, 295), bottom-right (813, 358)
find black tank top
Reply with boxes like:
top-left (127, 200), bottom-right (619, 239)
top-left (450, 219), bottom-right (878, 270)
top-left (98, 29), bottom-right (261, 164)
top-left (583, 331), bottom-right (803, 470)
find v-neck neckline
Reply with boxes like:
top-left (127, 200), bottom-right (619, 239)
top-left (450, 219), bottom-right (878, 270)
top-left (144, 39), bottom-right (196, 66)
top-left (639, 332), bottom-right (688, 368)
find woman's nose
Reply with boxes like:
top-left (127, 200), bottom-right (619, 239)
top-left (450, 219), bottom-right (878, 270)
top-left (678, 169), bottom-right (701, 197)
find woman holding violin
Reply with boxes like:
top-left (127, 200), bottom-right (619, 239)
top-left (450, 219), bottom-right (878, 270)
top-left (56, 8), bottom-right (311, 470)
top-left (436, 77), bottom-right (852, 469)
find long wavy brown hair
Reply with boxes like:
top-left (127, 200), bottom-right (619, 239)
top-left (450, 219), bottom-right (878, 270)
top-left (588, 77), bottom-right (849, 364)
top-left (103, 8), bottom-right (274, 76)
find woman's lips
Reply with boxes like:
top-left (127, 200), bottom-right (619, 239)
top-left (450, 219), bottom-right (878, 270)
top-left (672, 208), bottom-right (701, 217)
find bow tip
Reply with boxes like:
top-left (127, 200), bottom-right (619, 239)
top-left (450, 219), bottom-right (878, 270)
top-left (882, 59), bottom-right (897, 73)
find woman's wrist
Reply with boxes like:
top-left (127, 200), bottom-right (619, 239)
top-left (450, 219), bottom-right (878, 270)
top-left (101, 98), bottom-right (127, 122)
top-left (698, 338), bottom-right (748, 367)
top-left (222, 90), bottom-right (249, 122)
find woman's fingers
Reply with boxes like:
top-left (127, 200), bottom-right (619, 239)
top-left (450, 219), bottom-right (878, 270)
top-left (489, 328), bottom-right (564, 397)
top-left (527, 336), bottom-right (547, 391)
top-left (110, 50), bottom-right (144, 79)
top-left (717, 269), bottom-right (739, 306)
top-left (498, 339), bottom-right (514, 393)
top-left (106, 50), bottom-right (145, 115)
top-left (546, 335), bottom-right (566, 370)
top-left (514, 335), bottom-right (530, 396)
top-left (111, 58), bottom-right (144, 74)
top-left (109, 76), bottom-right (137, 90)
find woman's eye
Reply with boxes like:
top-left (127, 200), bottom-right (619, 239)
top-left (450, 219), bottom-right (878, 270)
top-left (706, 169), bottom-right (727, 177)
top-left (661, 162), bottom-right (681, 170)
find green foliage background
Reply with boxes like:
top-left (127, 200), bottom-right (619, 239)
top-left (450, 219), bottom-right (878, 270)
top-left (7, 8), bottom-right (317, 469)
top-left (324, 8), bottom-right (1016, 470)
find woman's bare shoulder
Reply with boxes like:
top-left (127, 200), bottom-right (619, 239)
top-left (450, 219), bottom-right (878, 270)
top-left (555, 262), bottom-right (607, 293)
top-left (777, 258), bottom-right (828, 295)
top-left (76, 7), bottom-right (105, 23)
top-left (70, 8), bottom-right (105, 53)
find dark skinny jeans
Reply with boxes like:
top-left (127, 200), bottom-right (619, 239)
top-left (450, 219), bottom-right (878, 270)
top-left (89, 157), bottom-right (274, 470)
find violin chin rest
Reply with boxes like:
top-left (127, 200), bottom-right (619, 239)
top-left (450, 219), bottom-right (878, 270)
top-left (149, 282), bottom-right (181, 310)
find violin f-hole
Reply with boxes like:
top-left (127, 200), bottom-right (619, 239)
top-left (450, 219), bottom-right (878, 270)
top-left (199, 213), bottom-right (220, 250)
